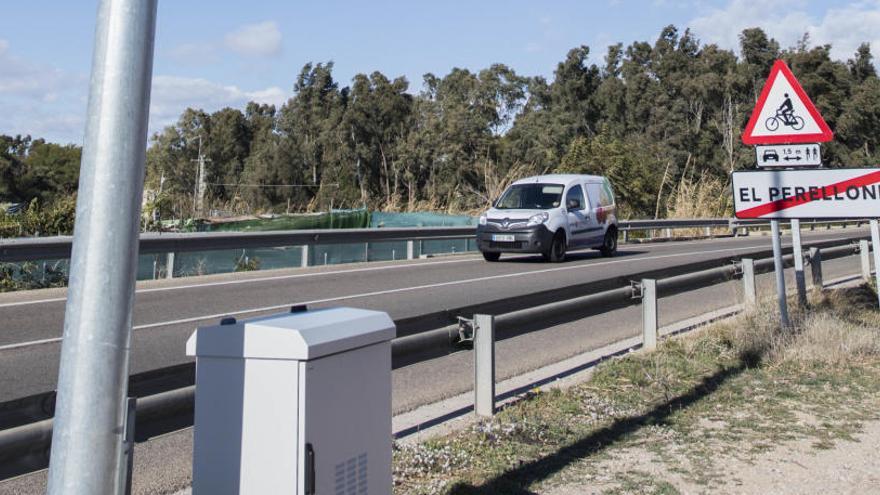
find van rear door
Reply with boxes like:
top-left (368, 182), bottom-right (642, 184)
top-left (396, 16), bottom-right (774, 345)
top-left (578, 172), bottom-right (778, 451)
top-left (584, 182), bottom-right (607, 244)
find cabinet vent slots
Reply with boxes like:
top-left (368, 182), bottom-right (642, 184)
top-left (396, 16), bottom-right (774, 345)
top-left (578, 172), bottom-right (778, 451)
top-left (334, 453), bottom-right (367, 494)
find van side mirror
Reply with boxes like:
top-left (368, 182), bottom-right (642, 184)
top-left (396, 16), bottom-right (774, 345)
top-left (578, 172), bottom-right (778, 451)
top-left (567, 198), bottom-right (581, 211)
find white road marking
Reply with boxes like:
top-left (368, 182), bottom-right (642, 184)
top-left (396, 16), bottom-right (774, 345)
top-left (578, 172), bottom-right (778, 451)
top-left (0, 241), bottom-right (822, 351)
top-left (0, 254), bottom-right (492, 308)
top-left (0, 234), bottom-right (798, 309)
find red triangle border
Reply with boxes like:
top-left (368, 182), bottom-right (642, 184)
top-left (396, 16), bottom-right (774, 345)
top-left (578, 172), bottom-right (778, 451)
top-left (741, 60), bottom-right (834, 145)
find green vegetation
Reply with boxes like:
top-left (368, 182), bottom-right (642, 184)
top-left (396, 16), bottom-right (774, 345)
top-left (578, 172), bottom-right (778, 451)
top-left (143, 27), bottom-right (880, 219)
top-left (233, 252), bottom-right (261, 272)
top-left (0, 135), bottom-right (80, 236)
top-left (0, 260), bottom-right (68, 292)
top-left (392, 286), bottom-right (880, 494)
top-left (0, 196), bottom-right (77, 237)
top-left (4, 26), bottom-right (880, 225)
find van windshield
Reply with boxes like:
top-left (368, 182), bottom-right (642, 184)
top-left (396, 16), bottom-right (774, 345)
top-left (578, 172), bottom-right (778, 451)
top-left (495, 183), bottom-right (564, 210)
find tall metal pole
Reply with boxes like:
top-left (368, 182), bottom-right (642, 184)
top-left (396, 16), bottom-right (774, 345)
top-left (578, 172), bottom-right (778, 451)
top-left (871, 220), bottom-right (880, 308)
top-left (47, 1), bottom-right (157, 493)
top-left (790, 219), bottom-right (807, 306)
top-left (770, 220), bottom-right (790, 327)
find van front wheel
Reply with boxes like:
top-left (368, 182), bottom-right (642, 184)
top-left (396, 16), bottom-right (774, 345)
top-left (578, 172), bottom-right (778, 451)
top-left (482, 251), bottom-right (501, 262)
top-left (542, 232), bottom-right (566, 262)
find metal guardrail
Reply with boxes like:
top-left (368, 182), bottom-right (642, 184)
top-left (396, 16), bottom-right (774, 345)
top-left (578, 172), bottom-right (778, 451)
top-left (0, 218), bottom-right (868, 263)
top-left (0, 226), bottom-right (476, 262)
top-left (0, 234), bottom-right (869, 479)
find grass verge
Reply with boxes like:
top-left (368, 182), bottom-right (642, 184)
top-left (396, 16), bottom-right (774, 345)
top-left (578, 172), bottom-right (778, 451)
top-left (392, 285), bottom-right (880, 494)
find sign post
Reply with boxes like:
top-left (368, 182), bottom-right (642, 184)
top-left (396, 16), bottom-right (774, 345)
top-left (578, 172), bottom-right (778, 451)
top-left (770, 220), bottom-right (790, 326)
top-left (740, 59), bottom-right (835, 324)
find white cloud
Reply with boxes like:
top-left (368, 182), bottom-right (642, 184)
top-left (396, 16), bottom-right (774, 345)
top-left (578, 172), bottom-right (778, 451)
top-left (0, 40), bottom-right (86, 143)
top-left (169, 42), bottom-right (219, 65)
top-left (0, 39), bottom-right (78, 100)
top-left (149, 75), bottom-right (286, 133)
top-left (688, 0), bottom-right (880, 63)
top-left (809, 2), bottom-right (880, 61)
top-left (224, 21), bottom-right (282, 57)
top-left (0, 39), bottom-right (290, 144)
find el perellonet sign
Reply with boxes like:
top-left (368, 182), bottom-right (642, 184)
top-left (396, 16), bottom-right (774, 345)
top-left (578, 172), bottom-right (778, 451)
top-left (732, 168), bottom-right (880, 219)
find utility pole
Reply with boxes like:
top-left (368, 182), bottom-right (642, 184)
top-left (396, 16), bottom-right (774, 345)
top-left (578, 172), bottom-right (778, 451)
top-left (191, 136), bottom-right (211, 218)
top-left (153, 171), bottom-right (165, 224)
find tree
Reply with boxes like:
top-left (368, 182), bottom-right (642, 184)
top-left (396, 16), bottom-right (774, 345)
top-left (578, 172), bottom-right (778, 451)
top-left (848, 43), bottom-right (877, 83)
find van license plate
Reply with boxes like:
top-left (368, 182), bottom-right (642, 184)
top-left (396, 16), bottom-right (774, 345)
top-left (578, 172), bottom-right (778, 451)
top-left (491, 234), bottom-right (515, 242)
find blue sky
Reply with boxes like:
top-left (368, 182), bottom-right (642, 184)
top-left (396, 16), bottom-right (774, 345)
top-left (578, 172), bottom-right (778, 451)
top-left (0, 1), bottom-right (876, 144)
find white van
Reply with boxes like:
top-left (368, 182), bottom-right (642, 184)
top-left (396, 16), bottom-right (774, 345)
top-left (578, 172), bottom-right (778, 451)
top-left (476, 174), bottom-right (618, 262)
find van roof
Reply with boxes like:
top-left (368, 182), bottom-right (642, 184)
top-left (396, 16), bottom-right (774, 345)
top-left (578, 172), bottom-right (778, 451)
top-left (510, 174), bottom-right (605, 186)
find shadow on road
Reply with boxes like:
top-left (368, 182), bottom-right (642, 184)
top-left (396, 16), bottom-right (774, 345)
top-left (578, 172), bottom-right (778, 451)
top-left (446, 363), bottom-right (747, 495)
top-left (493, 249), bottom-right (645, 264)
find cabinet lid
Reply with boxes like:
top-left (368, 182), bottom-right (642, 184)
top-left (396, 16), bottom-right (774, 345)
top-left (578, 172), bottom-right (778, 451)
top-left (186, 307), bottom-right (396, 360)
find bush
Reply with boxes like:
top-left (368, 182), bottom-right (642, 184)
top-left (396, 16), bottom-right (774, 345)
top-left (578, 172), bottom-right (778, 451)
top-left (1, 196), bottom-right (77, 238)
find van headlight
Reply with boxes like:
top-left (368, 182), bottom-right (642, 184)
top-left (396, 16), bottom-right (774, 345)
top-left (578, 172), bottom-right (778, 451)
top-left (479, 213), bottom-right (488, 225)
top-left (527, 212), bottom-right (549, 226)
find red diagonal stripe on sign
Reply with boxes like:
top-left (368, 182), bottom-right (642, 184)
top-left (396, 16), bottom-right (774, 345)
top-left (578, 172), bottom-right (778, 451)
top-left (738, 170), bottom-right (880, 218)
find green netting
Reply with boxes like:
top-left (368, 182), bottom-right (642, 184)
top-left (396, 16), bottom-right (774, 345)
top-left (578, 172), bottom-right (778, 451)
top-left (201, 208), bottom-right (370, 232)
top-left (370, 211), bottom-right (476, 228)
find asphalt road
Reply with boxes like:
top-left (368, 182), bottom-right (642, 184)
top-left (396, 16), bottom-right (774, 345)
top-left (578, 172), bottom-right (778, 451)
top-left (0, 229), bottom-right (869, 403)
top-left (0, 228), bottom-right (869, 494)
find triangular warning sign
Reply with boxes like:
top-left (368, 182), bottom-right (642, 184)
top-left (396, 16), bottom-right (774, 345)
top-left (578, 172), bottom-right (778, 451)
top-left (742, 60), bottom-right (833, 145)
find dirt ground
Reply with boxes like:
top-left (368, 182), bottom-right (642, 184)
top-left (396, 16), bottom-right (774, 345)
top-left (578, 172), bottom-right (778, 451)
top-left (545, 416), bottom-right (880, 495)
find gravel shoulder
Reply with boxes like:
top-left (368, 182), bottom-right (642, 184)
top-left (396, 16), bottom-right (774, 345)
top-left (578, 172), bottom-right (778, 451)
top-left (544, 405), bottom-right (880, 495)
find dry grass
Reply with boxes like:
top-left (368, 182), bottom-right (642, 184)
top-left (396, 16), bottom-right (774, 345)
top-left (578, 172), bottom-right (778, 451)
top-left (662, 174), bottom-right (732, 237)
top-left (714, 287), bottom-right (880, 367)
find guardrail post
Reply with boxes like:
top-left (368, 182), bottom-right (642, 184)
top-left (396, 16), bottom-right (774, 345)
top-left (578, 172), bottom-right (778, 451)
top-left (117, 397), bottom-right (136, 495)
top-left (665, 228), bottom-right (672, 238)
top-left (809, 247), bottom-right (823, 292)
top-left (622, 230), bottom-right (629, 243)
top-left (165, 252), bottom-right (175, 279)
top-left (641, 279), bottom-right (658, 351)
top-left (301, 245), bottom-right (309, 268)
top-left (704, 226), bottom-right (711, 237)
top-left (741, 258), bottom-right (756, 307)
top-left (871, 220), bottom-right (880, 307)
top-left (473, 314), bottom-right (495, 417)
top-left (406, 240), bottom-right (415, 260)
top-left (791, 219), bottom-right (807, 306)
top-left (860, 240), bottom-right (872, 282)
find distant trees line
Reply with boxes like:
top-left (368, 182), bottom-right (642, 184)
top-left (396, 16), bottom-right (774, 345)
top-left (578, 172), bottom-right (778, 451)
top-left (3, 25), bottom-right (880, 231)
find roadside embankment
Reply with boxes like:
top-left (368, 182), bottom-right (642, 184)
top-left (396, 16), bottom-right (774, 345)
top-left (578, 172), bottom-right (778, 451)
top-left (393, 285), bottom-right (880, 494)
